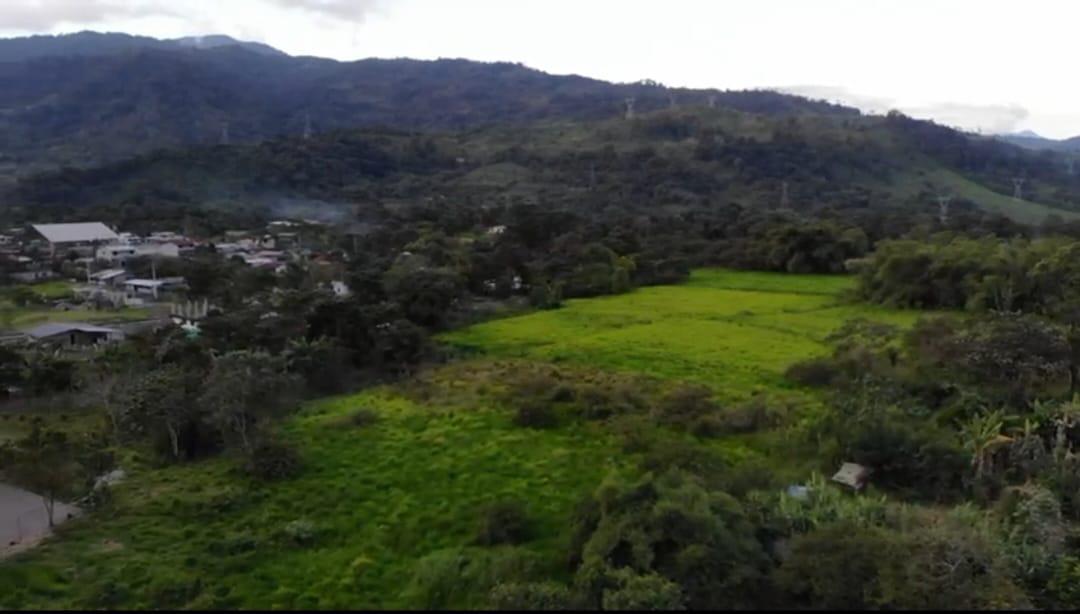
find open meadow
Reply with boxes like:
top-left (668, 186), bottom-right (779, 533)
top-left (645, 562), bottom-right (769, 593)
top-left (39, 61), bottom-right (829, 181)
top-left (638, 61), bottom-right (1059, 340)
top-left (0, 270), bottom-right (929, 609)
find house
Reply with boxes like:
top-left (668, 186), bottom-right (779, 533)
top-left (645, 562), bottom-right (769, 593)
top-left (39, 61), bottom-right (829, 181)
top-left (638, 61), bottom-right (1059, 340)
top-left (10, 270), bottom-right (56, 283)
top-left (96, 242), bottom-right (180, 263)
top-left (23, 322), bottom-right (123, 348)
top-left (831, 463), bottom-right (872, 491)
top-left (31, 223), bottom-right (119, 258)
top-left (96, 244), bottom-right (137, 262)
top-left (89, 268), bottom-right (128, 287)
top-left (124, 277), bottom-right (188, 300)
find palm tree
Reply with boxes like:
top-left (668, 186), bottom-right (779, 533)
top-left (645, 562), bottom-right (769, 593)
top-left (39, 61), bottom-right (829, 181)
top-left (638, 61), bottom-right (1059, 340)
top-left (961, 409), bottom-right (1009, 479)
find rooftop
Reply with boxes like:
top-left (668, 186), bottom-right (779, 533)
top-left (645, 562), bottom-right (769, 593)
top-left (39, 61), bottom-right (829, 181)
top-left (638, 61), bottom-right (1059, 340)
top-left (23, 322), bottom-right (121, 339)
top-left (32, 222), bottom-right (119, 244)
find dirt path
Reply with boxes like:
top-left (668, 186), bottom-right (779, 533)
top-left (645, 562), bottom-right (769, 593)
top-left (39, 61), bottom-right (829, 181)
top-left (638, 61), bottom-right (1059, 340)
top-left (0, 482), bottom-right (79, 559)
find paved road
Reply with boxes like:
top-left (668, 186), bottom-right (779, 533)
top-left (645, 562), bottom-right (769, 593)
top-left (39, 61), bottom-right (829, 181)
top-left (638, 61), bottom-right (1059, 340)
top-left (0, 482), bottom-right (79, 553)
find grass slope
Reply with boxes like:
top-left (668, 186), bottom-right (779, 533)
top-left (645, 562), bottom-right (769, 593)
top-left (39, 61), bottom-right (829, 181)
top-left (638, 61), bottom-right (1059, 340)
top-left (442, 269), bottom-right (922, 400)
top-left (1, 269), bottom-right (926, 609)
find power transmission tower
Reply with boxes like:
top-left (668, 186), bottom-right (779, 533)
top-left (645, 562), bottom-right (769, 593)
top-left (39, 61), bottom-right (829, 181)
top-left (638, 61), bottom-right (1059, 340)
top-left (303, 112), bottom-right (313, 140)
top-left (589, 163), bottom-right (597, 192)
top-left (624, 97), bottom-right (636, 120)
top-left (781, 181), bottom-right (790, 208)
top-left (937, 195), bottom-right (953, 225)
top-left (1067, 157), bottom-right (1076, 176)
top-left (1012, 177), bottom-right (1026, 201)
top-left (668, 91), bottom-right (677, 109)
top-left (707, 94), bottom-right (717, 109)
top-left (220, 122), bottom-right (230, 145)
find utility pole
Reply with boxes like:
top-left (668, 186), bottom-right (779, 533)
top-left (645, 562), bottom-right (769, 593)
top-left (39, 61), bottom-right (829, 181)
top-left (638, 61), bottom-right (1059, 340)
top-left (624, 97), bottom-right (636, 120)
top-left (937, 195), bottom-right (953, 225)
top-left (1012, 177), bottom-right (1026, 201)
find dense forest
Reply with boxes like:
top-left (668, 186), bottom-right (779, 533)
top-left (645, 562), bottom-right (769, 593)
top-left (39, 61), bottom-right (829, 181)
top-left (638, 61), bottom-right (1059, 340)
top-left (0, 33), bottom-right (855, 175)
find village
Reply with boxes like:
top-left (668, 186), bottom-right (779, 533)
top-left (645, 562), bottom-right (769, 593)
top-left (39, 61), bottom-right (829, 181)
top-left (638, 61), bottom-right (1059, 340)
top-left (0, 219), bottom-right (352, 359)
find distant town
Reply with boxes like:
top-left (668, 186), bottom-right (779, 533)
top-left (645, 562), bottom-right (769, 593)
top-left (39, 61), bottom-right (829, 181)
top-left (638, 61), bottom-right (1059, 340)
top-left (0, 219), bottom-right (351, 356)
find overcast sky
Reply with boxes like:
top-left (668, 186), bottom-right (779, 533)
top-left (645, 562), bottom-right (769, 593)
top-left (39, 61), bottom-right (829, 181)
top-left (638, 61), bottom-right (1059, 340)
top-left (3, 0), bottom-right (1078, 138)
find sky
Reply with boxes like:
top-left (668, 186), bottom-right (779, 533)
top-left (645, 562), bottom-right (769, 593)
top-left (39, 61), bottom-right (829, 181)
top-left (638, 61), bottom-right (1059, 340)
top-left (2, 0), bottom-right (1078, 138)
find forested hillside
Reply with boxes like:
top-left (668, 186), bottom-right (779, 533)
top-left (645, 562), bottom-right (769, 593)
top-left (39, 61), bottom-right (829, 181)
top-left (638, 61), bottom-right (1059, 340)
top-left (0, 33), bottom-right (855, 176)
top-left (5, 106), bottom-right (1080, 234)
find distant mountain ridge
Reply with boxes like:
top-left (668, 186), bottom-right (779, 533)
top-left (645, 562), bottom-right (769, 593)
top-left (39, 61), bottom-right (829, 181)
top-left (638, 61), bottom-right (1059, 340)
top-left (0, 31), bottom-right (286, 62)
top-left (997, 130), bottom-right (1080, 153)
top-left (0, 32), bottom-right (859, 176)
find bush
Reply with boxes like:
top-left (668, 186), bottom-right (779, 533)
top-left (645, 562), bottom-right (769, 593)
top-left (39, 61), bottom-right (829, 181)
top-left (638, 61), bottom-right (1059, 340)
top-left (245, 440), bottom-right (301, 481)
top-left (610, 415), bottom-right (656, 453)
top-left (785, 358), bottom-right (839, 387)
top-left (348, 408), bottom-right (379, 428)
top-left (489, 582), bottom-right (577, 610)
top-left (653, 384), bottom-right (718, 428)
top-left (475, 500), bottom-right (532, 546)
top-left (715, 396), bottom-right (792, 434)
top-left (601, 570), bottom-right (686, 611)
top-left (513, 402), bottom-right (558, 429)
top-left (282, 520), bottom-right (318, 547)
top-left (575, 382), bottom-right (644, 420)
top-left (405, 548), bottom-right (541, 609)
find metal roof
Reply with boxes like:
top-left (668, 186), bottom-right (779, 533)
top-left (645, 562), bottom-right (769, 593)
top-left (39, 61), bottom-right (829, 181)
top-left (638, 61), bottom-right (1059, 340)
top-left (32, 223), bottom-right (119, 244)
top-left (23, 322), bottom-right (121, 339)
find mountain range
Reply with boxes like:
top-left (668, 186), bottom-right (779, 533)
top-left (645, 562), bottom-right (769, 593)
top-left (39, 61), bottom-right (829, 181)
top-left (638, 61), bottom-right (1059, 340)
top-left (0, 32), bottom-right (856, 177)
top-left (996, 130), bottom-right (1080, 153)
top-left (1, 31), bottom-right (1079, 233)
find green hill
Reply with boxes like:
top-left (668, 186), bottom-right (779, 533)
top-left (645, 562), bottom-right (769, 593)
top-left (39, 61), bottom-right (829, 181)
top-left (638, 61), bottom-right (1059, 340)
top-left (0, 269), bottom-right (923, 609)
top-left (5, 107), bottom-right (1079, 232)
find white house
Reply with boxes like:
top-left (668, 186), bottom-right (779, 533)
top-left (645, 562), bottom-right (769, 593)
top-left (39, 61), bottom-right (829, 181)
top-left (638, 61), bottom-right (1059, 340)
top-left (124, 277), bottom-right (188, 300)
top-left (32, 222), bottom-right (119, 258)
top-left (89, 268), bottom-right (128, 287)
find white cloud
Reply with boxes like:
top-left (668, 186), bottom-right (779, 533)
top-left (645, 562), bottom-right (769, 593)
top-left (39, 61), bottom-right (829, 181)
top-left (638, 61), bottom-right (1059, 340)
top-left (0, 0), bottom-right (180, 30)
top-left (264, 0), bottom-right (382, 22)
top-left (776, 85), bottom-right (1033, 135)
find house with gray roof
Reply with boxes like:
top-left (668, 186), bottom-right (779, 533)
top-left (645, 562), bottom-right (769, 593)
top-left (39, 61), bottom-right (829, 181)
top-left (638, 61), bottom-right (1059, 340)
top-left (23, 322), bottom-right (123, 349)
top-left (31, 223), bottom-right (119, 258)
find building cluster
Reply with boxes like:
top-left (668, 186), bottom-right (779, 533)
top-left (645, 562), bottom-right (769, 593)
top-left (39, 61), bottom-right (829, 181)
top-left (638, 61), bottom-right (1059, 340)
top-left (1, 219), bottom-right (352, 353)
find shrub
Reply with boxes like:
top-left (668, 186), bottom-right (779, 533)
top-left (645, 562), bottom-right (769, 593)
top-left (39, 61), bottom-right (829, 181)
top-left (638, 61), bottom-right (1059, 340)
top-left (489, 582), bottom-right (577, 610)
top-left (609, 414), bottom-right (656, 453)
top-left (245, 440), bottom-right (301, 481)
top-left (475, 500), bottom-right (532, 546)
top-left (282, 520), bottom-right (318, 547)
top-left (513, 402), bottom-right (558, 429)
top-left (653, 384), bottom-right (718, 428)
top-left (348, 408), bottom-right (379, 428)
top-left (405, 548), bottom-right (539, 609)
top-left (716, 396), bottom-right (791, 434)
top-left (785, 358), bottom-right (839, 387)
top-left (601, 570), bottom-right (685, 611)
top-left (575, 382), bottom-right (644, 420)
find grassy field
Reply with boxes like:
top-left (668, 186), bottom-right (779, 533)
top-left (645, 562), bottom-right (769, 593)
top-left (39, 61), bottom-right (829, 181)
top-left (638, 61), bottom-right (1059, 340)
top-left (442, 269), bottom-right (923, 400)
top-left (4, 307), bottom-right (153, 329)
top-left (0, 280), bottom-right (151, 330)
top-left (0, 269), bottom-right (928, 609)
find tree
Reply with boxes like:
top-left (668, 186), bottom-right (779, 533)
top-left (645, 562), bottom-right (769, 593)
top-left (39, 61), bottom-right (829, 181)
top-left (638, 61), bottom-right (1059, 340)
top-left (110, 365), bottom-right (200, 461)
top-left (4, 423), bottom-right (81, 528)
top-left (0, 345), bottom-right (25, 392)
top-left (383, 261), bottom-right (464, 328)
top-left (200, 350), bottom-right (299, 454)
